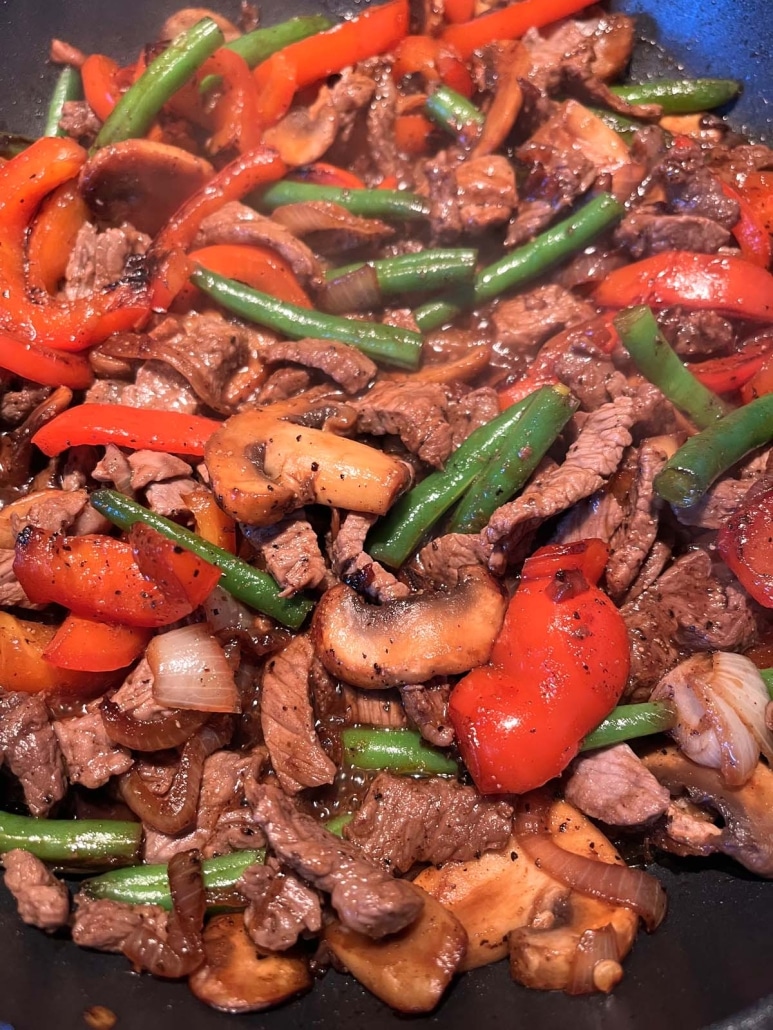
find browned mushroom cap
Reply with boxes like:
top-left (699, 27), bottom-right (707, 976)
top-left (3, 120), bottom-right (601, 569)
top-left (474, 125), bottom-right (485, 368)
top-left (311, 565), bottom-right (508, 689)
top-left (643, 745), bottom-right (773, 878)
top-left (263, 96), bottom-right (339, 167)
top-left (161, 8), bottom-right (242, 43)
top-left (79, 141), bottom-right (213, 237)
top-left (205, 410), bottom-right (411, 526)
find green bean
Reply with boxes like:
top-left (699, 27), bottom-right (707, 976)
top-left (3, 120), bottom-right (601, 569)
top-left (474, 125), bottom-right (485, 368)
top-left (580, 702), bottom-right (678, 752)
top-left (654, 393), bottom-right (773, 508)
top-left (255, 180), bottom-right (430, 221)
top-left (368, 392), bottom-right (537, 568)
top-left (325, 814), bottom-right (354, 838)
top-left (415, 192), bottom-right (625, 331)
top-left (586, 107), bottom-right (642, 142)
top-left (81, 850), bottom-right (264, 909)
top-left (610, 78), bottom-right (741, 115)
top-left (43, 66), bottom-right (82, 138)
top-left (0, 812), bottom-right (141, 868)
top-left (615, 305), bottom-right (730, 430)
top-left (759, 668), bottom-right (773, 700)
top-left (326, 249), bottom-right (477, 296)
top-left (425, 84), bottom-right (484, 139)
top-left (94, 18), bottom-right (224, 149)
top-left (227, 14), bottom-right (333, 66)
top-left (190, 268), bottom-right (423, 370)
top-left (90, 489), bottom-right (313, 629)
top-left (342, 727), bottom-right (459, 776)
top-left (449, 384), bottom-right (578, 533)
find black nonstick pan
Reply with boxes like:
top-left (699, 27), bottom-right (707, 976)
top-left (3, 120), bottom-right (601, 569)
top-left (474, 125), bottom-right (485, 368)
top-left (0, 0), bottom-right (771, 1027)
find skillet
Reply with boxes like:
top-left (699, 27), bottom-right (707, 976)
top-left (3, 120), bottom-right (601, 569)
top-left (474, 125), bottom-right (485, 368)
top-left (0, 0), bottom-right (771, 1026)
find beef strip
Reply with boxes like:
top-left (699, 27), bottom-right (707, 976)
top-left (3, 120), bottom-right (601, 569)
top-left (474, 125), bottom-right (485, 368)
top-left (63, 222), bottom-right (149, 300)
top-left (0, 690), bottom-right (66, 816)
top-left (259, 635), bottom-right (337, 795)
top-left (254, 338), bottom-right (377, 395)
top-left (329, 512), bottom-right (410, 603)
top-left (241, 515), bottom-right (327, 596)
top-left (100, 360), bottom-right (200, 414)
top-left (552, 345), bottom-right (627, 411)
top-left (54, 701), bottom-right (133, 789)
top-left (364, 61), bottom-right (400, 181)
top-left (564, 744), bottom-right (670, 826)
top-left (108, 658), bottom-right (169, 722)
top-left (239, 857), bottom-right (322, 951)
top-left (344, 772), bottom-right (512, 873)
top-left (127, 451), bottom-right (192, 490)
top-left (447, 388), bottom-right (500, 448)
top-left (398, 683), bottom-right (454, 747)
top-left (71, 897), bottom-right (168, 953)
top-left (59, 100), bottom-right (101, 144)
top-left (255, 368), bottom-right (312, 405)
top-left (7, 490), bottom-right (89, 542)
top-left (606, 440), bottom-right (668, 601)
top-left (656, 798), bottom-right (724, 857)
top-left (624, 539), bottom-right (672, 605)
top-left (1, 385), bottom-right (49, 424)
top-left (246, 782), bottom-right (423, 938)
top-left (145, 478), bottom-right (199, 517)
top-left (552, 489), bottom-right (624, 544)
top-left (522, 13), bottom-right (636, 92)
top-left (491, 284), bottom-right (596, 355)
top-left (354, 379), bottom-right (453, 468)
top-left (614, 209), bottom-right (731, 258)
top-left (414, 533), bottom-right (492, 587)
top-left (486, 396), bottom-right (636, 563)
top-left (676, 478), bottom-right (754, 530)
top-left (454, 155), bottom-right (518, 233)
top-left (657, 307), bottom-right (735, 360)
top-left (656, 143), bottom-right (740, 227)
top-left (2, 850), bottom-right (70, 931)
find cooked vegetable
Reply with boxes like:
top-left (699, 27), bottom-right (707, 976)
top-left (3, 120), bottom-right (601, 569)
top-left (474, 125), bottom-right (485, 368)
top-left (147, 624), bottom-right (240, 713)
top-left (43, 66), bottom-right (82, 137)
top-left (43, 616), bottom-right (152, 674)
top-left (614, 305), bottom-right (730, 429)
top-left (0, 612), bottom-right (109, 694)
top-left (654, 393), bottom-right (773, 507)
top-left (425, 84), bottom-right (484, 139)
top-left (342, 727), bottom-right (458, 776)
top-left (256, 180), bottom-right (430, 221)
top-left (226, 14), bottom-right (333, 66)
top-left (718, 486), bottom-right (773, 607)
top-left (0, 811), bottom-right (141, 867)
top-left (325, 248), bottom-right (477, 300)
top-left (609, 78), bottom-right (741, 114)
top-left (415, 192), bottom-right (624, 331)
top-left (580, 702), bottom-right (678, 751)
top-left (90, 490), bottom-right (313, 629)
top-left (442, 0), bottom-right (596, 58)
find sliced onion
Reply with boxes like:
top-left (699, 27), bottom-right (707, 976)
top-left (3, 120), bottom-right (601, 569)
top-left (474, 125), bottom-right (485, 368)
top-left (317, 264), bottom-right (381, 315)
top-left (567, 924), bottom-right (622, 996)
top-left (271, 201), bottom-right (392, 245)
top-left (100, 697), bottom-right (208, 751)
top-left (711, 652), bottom-right (773, 766)
top-left (515, 794), bottom-right (667, 932)
top-left (148, 625), bottom-right (240, 714)
top-left (203, 586), bottom-right (288, 657)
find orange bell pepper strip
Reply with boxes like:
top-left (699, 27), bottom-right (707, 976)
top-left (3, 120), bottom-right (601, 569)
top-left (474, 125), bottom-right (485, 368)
top-left (594, 251), bottom-right (773, 323)
top-left (442, 0), bottom-right (596, 59)
top-left (13, 525), bottom-right (221, 629)
top-left (184, 485), bottom-right (237, 553)
top-left (392, 35), bottom-right (473, 97)
top-left (449, 539), bottom-right (629, 795)
top-left (81, 54), bottom-right (123, 122)
top-left (149, 144), bottom-right (287, 310)
top-left (31, 404), bottom-right (220, 458)
top-left (43, 615), bottom-right (152, 673)
top-left (185, 244), bottom-right (312, 307)
top-left (260, 0), bottom-right (409, 93)
top-left (443, 0), bottom-right (474, 24)
top-left (27, 181), bottom-right (90, 295)
top-left (290, 162), bottom-right (365, 189)
top-left (394, 113), bottom-right (435, 156)
top-left (686, 336), bottom-right (773, 396)
top-left (721, 181), bottom-right (772, 268)
top-left (0, 331), bottom-right (94, 389)
top-left (253, 50), bottom-right (298, 130)
top-left (0, 612), bottom-right (107, 695)
top-left (737, 170), bottom-right (773, 234)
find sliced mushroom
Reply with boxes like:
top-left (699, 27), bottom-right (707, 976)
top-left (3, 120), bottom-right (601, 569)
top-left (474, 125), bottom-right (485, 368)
top-left (205, 410), bottom-right (411, 526)
top-left (311, 565), bottom-right (507, 689)
top-left (188, 913), bottom-right (312, 1013)
top-left (643, 745), bottom-right (773, 877)
top-left (415, 799), bottom-right (637, 979)
top-left (264, 88), bottom-right (340, 167)
top-left (322, 884), bottom-right (467, 1014)
top-left (80, 141), bottom-right (213, 236)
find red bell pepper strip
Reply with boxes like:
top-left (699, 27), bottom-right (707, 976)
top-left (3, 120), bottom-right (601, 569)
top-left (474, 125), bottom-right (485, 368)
top-left (128, 522), bottom-right (221, 611)
top-left (0, 612), bottom-right (107, 695)
top-left (394, 114), bottom-right (435, 157)
top-left (187, 244), bottom-right (312, 307)
top-left (442, 0), bottom-right (596, 60)
top-left (149, 144), bottom-right (287, 310)
top-left (737, 170), bottom-right (773, 234)
top-left (14, 526), bottom-right (220, 628)
top-left (443, 0), bottom-right (475, 25)
top-left (0, 332), bottom-right (94, 389)
top-left (449, 539), bottom-right (630, 794)
top-left (81, 54), bottom-right (123, 122)
top-left (202, 48), bottom-right (263, 155)
top-left (594, 251), bottom-right (773, 323)
top-left (687, 335), bottom-right (773, 395)
top-left (392, 35), bottom-right (473, 97)
top-left (290, 163), bottom-right (365, 189)
top-left (31, 405), bottom-right (219, 457)
top-left (252, 50), bottom-right (298, 130)
top-left (740, 352), bottom-right (773, 403)
top-left (718, 487), bottom-right (773, 607)
top-left (721, 181), bottom-right (772, 268)
top-left (26, 181), bottom-right (90, 295)
top-left (43, 615), bottom-right (152, 673)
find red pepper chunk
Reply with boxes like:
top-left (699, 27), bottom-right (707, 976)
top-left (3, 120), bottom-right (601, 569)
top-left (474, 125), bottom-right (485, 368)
top-left (14, 526), bottom-right (220, 628)
top-left (43, 615), bottom-right (152, 673)
top-left (717, 487), bottom-right (773, 608)
top-left (449, 540), bottom-right (630, 795)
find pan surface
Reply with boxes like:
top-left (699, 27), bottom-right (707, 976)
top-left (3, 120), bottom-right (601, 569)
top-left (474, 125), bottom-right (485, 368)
top-left (0, 0), bottom-right (771, 1027)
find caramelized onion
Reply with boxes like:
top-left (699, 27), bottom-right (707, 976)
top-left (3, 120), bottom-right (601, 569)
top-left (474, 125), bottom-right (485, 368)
top-left (317, 264), bottom-right (381, 314)
top-left (271, 202), bottom-right (393, 246)
top-left (148, 625), bottom-right (240, 714)
top-left (567, 925), bottom-right (622, 996)
top-left (515, 794), bottom-right (667, 932)
top-left (123, 851), bottom-right (205, 978)
top-left (100, 697), bottom-right (208, 751)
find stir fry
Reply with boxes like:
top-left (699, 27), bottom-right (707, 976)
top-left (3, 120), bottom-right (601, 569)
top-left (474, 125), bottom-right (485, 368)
top-left (1, 0), bottom-right (773, 1015)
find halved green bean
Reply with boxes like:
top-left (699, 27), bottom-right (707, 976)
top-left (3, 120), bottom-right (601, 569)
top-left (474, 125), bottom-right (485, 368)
top-left (82, 849), bottom-right (264, 909)
top-left (425, 84), bottom-right (484, 139)
top-left (342, 727), bottom-right (459, 776)
top-left (227, 14), bottom-right (333, 66)
top-left (449, 385), bottom-right (578, 533)
top-left (191, 268), bottom-right (423, 370)
top-left (325, 813), bottom-right (354, 838)
top-left (654, 393), bottom-right (773, 508)
top-left (615, 305), bottom-right (730, 430)
top-left (255, 180), bottom-right (430, 221)
top-left (368, 392), bottom-right (536, 568)
top-left (43, 66), bottom-right (82, 138)
top-left (326, 249), bottom-right (477, 296)
top-left (94, 18), bottom-right (224, 149)
top-left (415, 192), bottom-right (625, 331)
top-left (610, 78), bottom-right (741, 115)
top-left (759, 668), bottom-right (773, 700)
top-left (580, 702), bottom-right (678, 752)
top-left (90, 489), bottom-right (313, 629)
top-left (0, 812), bottom-right (141, 868)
